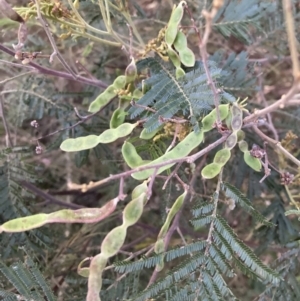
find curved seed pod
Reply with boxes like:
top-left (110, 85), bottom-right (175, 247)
top-left (202, 104), bottom-right (229, 132)
top-left (201, 162), bottom-right (222, 179)
top-left (237, 130), bottom-right (245, 141)
top-left (88, 76), bottom-right (127, 113)
top-left (225, 132), bottom-right (238, 150)
top-left (244, 151), bottom-right (262, 172)
top-left (77, 257), bottom-right (91, 278)
top-left (140, 126), bottom-right (162, 140)
top-left (122, 141), bottom-right (147, 168)
top-left (176, 67), bottom-right (185, 79)
top-left (88, 86), bottom-right (116, 113)
top-left (238, 140), bottom-right (248, 153)
top-left (225, 108), bottom-right (232, 129)
top-left (131, 182), bottom-right (148, 199)
top-left (157, 190), bottom-right (187, 239)
top-left (132, 130), bottom-right (204, 180)
top-left (167, 46), bottom-right (181, 68)
top-left (165, 1), bottom-right (186, 46)
top-left (101, 226), bottom-right (127, 258)
top-left (123, 193), bottom-right (146, 227)
top-left (173, 31), bottom-right (188, 52)
top-left (112, 75), bottom-right (127, 89)
top-left (60, 123), bottom-right (138, 152)
top-left (213, 148), bottom-right (231, 166)
top-left (178, 48), bottom-right (195, 67)
top-left (109, 108), bottom-right (126, 129)
top-left (86, 254), bottom-right (107, 301)
top-left (125, 58), bottom-right (137, 83)
top-left (0, 198), bottom-right (120, 233)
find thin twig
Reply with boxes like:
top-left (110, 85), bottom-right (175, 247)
top-left (0, 43), bottom-right (108, 88)
top-left (283, 0), bottom-right (300, 81)
top-left (33, 0), bottom-right (77, 78)
top-left (76, 134), bottom-right (229, 192)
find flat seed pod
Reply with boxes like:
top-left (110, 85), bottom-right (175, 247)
top-left (225, 132), bottom-right (238, 150)
top-left (238, 140), bottom-right (248, 153)
top-left (123, 194), bottom-right (145, 227)
top-left (213, 148), bottom-right (231, 166)
top-left (101, 226), bottom-right (127, 258)
top-left (178, 48), bottom-right (195, 67)
top-left (201, 162), bottom-right (222, 179)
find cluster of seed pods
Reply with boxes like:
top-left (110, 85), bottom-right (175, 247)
top-left (201, 103), bottom-right (243, 179)
top-left (154, 190), bottom-right (187, 271)
top-left (60, 122), bottom-right (138, 152)
top-left (121, 104), bottom-right (230, 180)
top-left (86, 182), bottom-right (148, 301)
top-left (165, 1), bottom-right (195, 78)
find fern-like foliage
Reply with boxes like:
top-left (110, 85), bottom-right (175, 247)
top-left (0, 147), bottom-right (52, 258)
top-left (0, 253), bottom-right (56, 301)
top-left (213, 0), bottom-right (276, 44)
top-left (113, 184), bottom-right (279, 301)
top-left (128, 57), bottom-right (235, 133)
top-left (257, 247), bottom-right (300, 301)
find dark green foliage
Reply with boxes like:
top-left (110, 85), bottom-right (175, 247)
top-left (128, 57), bottom-right (235, 133)
top-left (0, 254), bottom-right (56, 301)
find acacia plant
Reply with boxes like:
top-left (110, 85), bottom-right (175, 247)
top-left (0, 0), bottom-right (300, 300)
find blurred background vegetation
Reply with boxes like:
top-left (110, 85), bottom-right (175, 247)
top-left (0, 0), bottom-right (300, 300)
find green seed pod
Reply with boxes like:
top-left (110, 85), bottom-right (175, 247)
top-left (60, 135), bottom-right (99, 152)
top-left (140, 126), bottom-right (162, 140)
top-left (201, 162), bottom-right (222, 179)
top-left (178, 48), bottom-right (195, 67)
top-left (98, 123), bottom-right (137, 143)
top-left (101, 225), bottom-right (127, 258)
top-left (122, 141), bottom-right (147, 168)
top-left (112, 75), bottom-right (127, 89)
top-left (202, 104), bottom-right (229, 132)
top-left (125, 58), bottom-right (137, 83)
top-left (167, 46), bottom-right (181, 68)
top-left (165, 1), bottom-right (186, 46)
top-left (86, 254), bottom-right (107, 301)
top-left (88, 86), bottom-right (116, 113)
top-left (60, 123), bottom-right (137, 152)
top-left (154, 238), bottom-right (165, 254)
top-left (237, 130), bottom-right (245, 141)
top-left (244, 151), bottom-right (262, 172)
top-left (173, 31), bottom-right (188, 52)
top-left (132, 130), bottom-right (204, 180)
top-left (213, 148), bottom-right (231, 166)
top-left (238, 140), bottom-right (248, 153)
top-left (176, 67), bottom-right (186, 79)
top-left (157, 191), bottom-right (187, 239)
top-left (123, 193), bottom-right (146, 227)
top-left (0, 213), bottom-right (47, 233)
top-left (131, 182), bottom-right (148, 199)
top-left (109, 108), bottom-right (126, 129)
top-left (225, 132), bottom-right (238, 150)
top-left (154, 239), bottom-right (165, 271)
